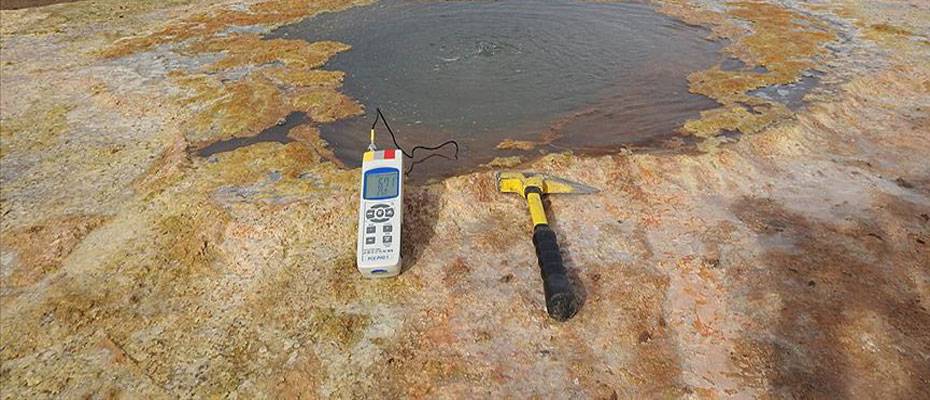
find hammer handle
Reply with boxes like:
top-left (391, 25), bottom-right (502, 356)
top-left (532, 224), bottom-right (579, 321)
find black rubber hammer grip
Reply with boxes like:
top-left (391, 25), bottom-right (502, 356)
top-left (532, 224), bottom-right (579, 321)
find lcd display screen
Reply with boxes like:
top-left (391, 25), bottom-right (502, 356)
top-left (364, 170), bottom-right (399, 199)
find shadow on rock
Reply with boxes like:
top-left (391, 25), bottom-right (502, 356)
top-left (401, 183), bottom-right (445, 274)
top-left (730, 195), bottom-right (930, 398)
top-left (541, 196), bottom-right (588, 318)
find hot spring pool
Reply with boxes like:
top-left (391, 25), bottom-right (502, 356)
top-left (268, 0), bottom-right (724, 178)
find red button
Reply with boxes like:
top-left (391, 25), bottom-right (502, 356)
top-left (384, 149), bottom-right (395, 159)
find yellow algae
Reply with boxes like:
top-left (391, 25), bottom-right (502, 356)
top-left (687, 67), bottom-right (780, 103)
top-left (495, 127), bottom-right (561, 151)
top-left (288, 124), bottom-right (342, 165)
top-left (683, 102), bottom-right (791, 137)
top-left (0, 102), bottom-right (72, 156)
top-left (157, 32), bottom-right (360, 147)
top-left (496, 139), bottom-right (536, 151)
top-left (263, 66), bottom-right (345, 88)
top-left (185, 34), bottom-right (350, 71)
top-left (727, 2), bottom-right (834, 71)
top-left (91, 0), bottom-right (369, 151)
top-left (98, 0), bottom-right (373, 59)
top-left (169, 65), bottom-right (361, 146)
top-left (197, 141), bottom-right (356, 199)
top-left (485, 155), bottom-right (524, 168)
top-left (658, 0), bottom-right (837, 138)
top-left (290, 88), bottom-right (364, 123)
top-left (171, 71), bottom-right (290, 144)
top-left (200, 141), bottom-right (315, 184)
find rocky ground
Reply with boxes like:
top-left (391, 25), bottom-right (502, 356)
top-left (1, 0), bottom-right (928, 398)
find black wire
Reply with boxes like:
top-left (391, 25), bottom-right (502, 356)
top-left (404, 152), bottom-right (455, 175)
top-left (371, 107), bottom-right (459, 175)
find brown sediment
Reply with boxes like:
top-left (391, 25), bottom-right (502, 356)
top-left (869, 23), bottom-right (915, 37)
top-left (495, 108), bottom-right (596, 151)
top-left (562, 261), bottom-right (687, 398)
top-left (156, 207), bottom-right (228, 271)
top-left (0, 1), bottom-right (210, 36)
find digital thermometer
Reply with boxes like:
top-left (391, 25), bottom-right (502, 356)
top-left (356, 148), bottom-right (403, 277)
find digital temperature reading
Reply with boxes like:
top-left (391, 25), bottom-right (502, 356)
top-left (364, 170), bottom-right (399, 200)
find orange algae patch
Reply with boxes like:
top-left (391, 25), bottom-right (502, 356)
top-left (132, 134), bottom-right (192, 197)
top-left (863, 23), bottom-right (929, 51)
top-left (869, 23), bottom-right (915, 37)
top-left (659, 1), bottom-right (837, 138)
top-left (0, 215), bottom-right (108, 289)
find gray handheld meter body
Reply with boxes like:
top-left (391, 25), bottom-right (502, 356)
top-left (356, 149), bottom-right (403, 277)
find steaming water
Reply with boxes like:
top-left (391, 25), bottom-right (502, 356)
top-left (269, 0), bottom-right (724, 179)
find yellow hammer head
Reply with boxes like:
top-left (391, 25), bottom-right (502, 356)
top-left (496, 171), bottom-right (598, 198)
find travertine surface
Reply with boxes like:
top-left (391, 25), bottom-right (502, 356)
top-left (1, 0), bottom-right (928, 398)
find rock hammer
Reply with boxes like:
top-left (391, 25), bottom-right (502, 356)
top-left (497, 171), bottom-right (598, 321)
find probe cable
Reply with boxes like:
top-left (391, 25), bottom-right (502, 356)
top-left (369, 107), bottom-right (460, 175)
